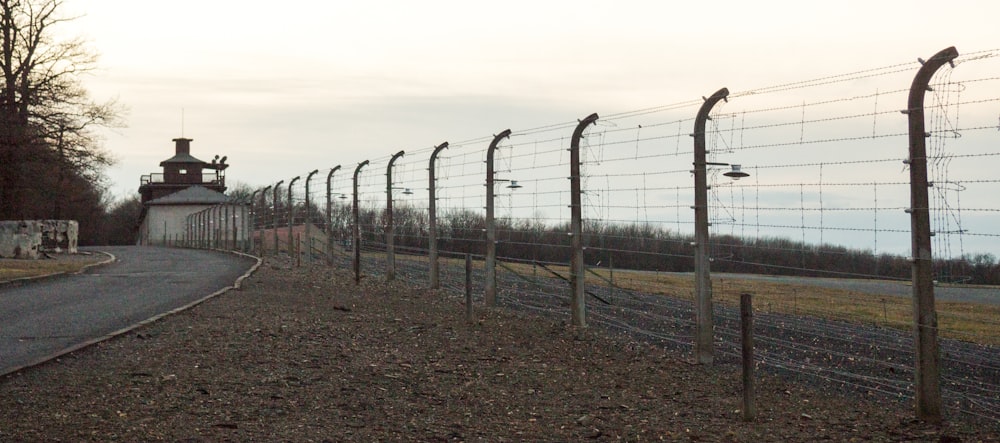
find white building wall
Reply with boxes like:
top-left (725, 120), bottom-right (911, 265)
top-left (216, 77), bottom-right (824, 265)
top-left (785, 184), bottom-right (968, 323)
top-left (140, 204), bottom-right (248, 246)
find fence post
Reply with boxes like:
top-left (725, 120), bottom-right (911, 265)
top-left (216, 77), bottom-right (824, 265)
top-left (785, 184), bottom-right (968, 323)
top-left (204, 207), bottom-right (209, 248)
top-left (326, 166), bottom-right (342, 265)
top-left (570, 113), bottom-right (599, 328)
top-left (287, 175), bottom-right (301, 256)
top-left (248, 190), bottom-right (259, 253)
top-left (226, 201), bottom-right (233, 249)
top-left (465, 253), bottom-right (473, 322)
top-left (693, 87), bottom-right (729, 365)
top-left (198, 209), bottom-right (208, 249)
top-left (302, 170), bottom-right (318, 262)
top-left (202, 209), bottom-right (207, 248)
top-left (740, 292), bottom-right (756, 422)
top-left (428, 142), bottom-right (449, 289)
top-left (272, 180), bottom-right (284, 255)
top-left (609, 255), bottom-right (614, 286)
top-left (224, 201), bottom-right (230, 249)
top-left (218, 204), bottom-right (224, 248)
top-left (386, 150), bottom-right (405, 282)
top-left (219, 204), bottom-right (224, 249)
top-left (208, 206), bottom-right (215, 248)
top-left (296, 233), bottom-right (302, 267)
top-left (259, 186), bottom-right (271, 256)
top-left (353, 160), bottom-right (369, 284)
top-left (196, 209), bottom-right (202, 248)
top-left (485, 129), bottom-right (512, 307)
top-left (208, 207), bottom-right (213, 248)
top-left (905, 46), bottom-right (957, 423)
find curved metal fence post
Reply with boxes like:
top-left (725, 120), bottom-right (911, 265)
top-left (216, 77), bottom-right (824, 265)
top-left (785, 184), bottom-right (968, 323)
top-left (249, 189), bottom-right (261, 253)
top-left (259, 186), bottom-right (271, 256)
top-left (485, 129), bottom-right (512, 307)
top-left (224, 201), bottom-right (231, 249)
top-left (570, 113), bottom-right (599, 328)
top-left (386, 150), bottom-right (405, 281)
top-left (428, 142), bottom-right (449, 289)
top-left (906, 46), bottom-right (957, 424)
top-left (353, 160), bottom-right (369, 284)
top-left (326, 165), bottom-right (342, 266)
top-left (272, 180), bottom-right (284, 255)
top-left (199, 209), bottom-right (206, 248)
top-left (288, 176), bottom-right (301, 257)
top-left (693, 87), bottom-right (729, 365)
top-left (304, 169), bottom-right (319, 263)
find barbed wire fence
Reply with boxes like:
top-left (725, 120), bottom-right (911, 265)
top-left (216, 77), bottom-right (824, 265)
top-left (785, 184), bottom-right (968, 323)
top-left (185, 47), bottom-right (1000, 427)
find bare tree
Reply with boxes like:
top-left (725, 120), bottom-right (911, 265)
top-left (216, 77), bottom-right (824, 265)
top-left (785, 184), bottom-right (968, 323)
top-left (0, 0), bottom-right (124, 220)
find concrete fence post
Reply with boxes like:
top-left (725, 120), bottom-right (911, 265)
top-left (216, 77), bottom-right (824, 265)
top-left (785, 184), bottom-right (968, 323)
top-left (326, 165), bottom-right (342, 265)
top-left (485, 129), bottom-right (512, 307)
top-left (304, 169), bottom-right (319, 263)
top-left (692, 87), bottom-right (730, 365)
top-left (353, 160), bottom-right (369, 284)
top-left (249, 190), bottom-right (261, 253)
top-left (272, 180), bottom-right (284, 255)
top-left (905, 46), bottom-right (957, 424)
top-left (259, 186), bottom-right (271, 256)
top-left (386, 150), bottom-right (405, 282)
top-left (570, 113), bottom-right (599, 328)
top-left (288, 175), bottom-right (301, 256)
top-left (428, 142), bottom-right (449, 289)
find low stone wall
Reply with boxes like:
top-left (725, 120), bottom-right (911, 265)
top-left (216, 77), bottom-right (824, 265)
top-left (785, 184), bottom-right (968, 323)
top-left (0, 220), bottom-right (79, 259)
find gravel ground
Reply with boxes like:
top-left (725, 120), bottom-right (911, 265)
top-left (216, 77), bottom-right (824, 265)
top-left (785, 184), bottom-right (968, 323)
top-left (0, 256), bottom-right (995, 441)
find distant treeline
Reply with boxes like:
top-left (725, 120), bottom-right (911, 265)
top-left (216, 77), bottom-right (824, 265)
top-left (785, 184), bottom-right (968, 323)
top-left (284, 202), bottom-right (1000, 285)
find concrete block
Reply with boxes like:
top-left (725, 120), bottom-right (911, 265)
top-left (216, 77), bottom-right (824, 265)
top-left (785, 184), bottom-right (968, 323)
top-left (0, 220), bottom-right (79, 259)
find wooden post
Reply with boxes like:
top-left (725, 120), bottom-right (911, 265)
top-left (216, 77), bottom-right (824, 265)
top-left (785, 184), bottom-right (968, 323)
top-left (296, 233), bottom-right (302, 267)
top-left (465, 254), bottom-right (473, 323)
top-left (740, 293), bottom-right (756, 422)
top-left (609, 254), bottom-right (614, 286)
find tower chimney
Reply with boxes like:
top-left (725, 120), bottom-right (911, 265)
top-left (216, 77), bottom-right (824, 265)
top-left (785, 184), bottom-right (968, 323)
top-left (172, 137), bottom-right (192, 155)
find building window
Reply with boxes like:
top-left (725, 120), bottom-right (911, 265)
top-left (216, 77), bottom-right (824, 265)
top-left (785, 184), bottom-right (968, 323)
top-left (179, 169), bottom-right (187, 174)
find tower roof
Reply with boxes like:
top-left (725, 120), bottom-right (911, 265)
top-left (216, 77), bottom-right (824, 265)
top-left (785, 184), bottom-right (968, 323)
top-left (159, 153), bottom-right (208, 167)
top-left (145, 186), bottom-right (231, 205)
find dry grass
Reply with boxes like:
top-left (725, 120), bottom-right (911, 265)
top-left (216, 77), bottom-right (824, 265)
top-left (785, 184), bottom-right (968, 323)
top-left (472, 258), bottom-right (1000, 346)
top-left (0, 255), bottom-right (106, 283)
top-left (279, 249), bottom-right (1000, 346)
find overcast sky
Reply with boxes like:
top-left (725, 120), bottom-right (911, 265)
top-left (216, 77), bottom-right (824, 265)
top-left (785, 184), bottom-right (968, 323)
top-left (61, 0), bottom-right (998, 198)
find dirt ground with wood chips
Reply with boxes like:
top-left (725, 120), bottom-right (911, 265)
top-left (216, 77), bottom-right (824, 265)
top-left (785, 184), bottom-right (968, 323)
top-left (0, 256), bottom-right (995, 442)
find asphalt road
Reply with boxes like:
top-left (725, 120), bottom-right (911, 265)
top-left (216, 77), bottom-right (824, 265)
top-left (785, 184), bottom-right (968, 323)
top-left (0, 246), bottom-right (257, 376)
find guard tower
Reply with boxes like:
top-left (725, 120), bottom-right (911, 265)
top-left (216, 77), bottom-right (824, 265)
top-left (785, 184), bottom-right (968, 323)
top-left (137, 137), bottom-right (243, 246)
top-left (139, 138), bottom-right (228, 203)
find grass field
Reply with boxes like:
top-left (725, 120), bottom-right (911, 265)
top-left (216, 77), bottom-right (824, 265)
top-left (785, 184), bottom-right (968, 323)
top-left (459, 257), bottom-right (1000, 346)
